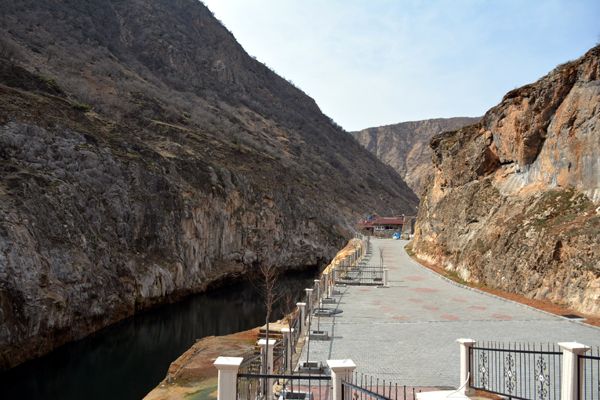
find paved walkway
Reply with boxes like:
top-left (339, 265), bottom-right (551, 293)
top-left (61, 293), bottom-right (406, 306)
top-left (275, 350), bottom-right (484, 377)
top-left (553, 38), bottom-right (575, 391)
top-left (299, 239), bottom-right (600, 387)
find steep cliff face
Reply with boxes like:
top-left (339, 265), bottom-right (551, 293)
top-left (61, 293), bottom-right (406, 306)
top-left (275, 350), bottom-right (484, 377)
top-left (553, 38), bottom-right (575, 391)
top-left (0, 1), bottom-right (417, 370)
top-left (352, 117), bottom-right (480, 196)
top-left (412, 46), bottom-right (600, 316)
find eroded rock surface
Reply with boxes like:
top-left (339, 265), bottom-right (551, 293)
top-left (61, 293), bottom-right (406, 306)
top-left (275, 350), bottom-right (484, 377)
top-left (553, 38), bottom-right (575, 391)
top-left (412, 46), bottom-right (600, 316)
top-left (0, 1), bottom-right (417, 370)
top-left (352, 117), bottom-right (480, 196)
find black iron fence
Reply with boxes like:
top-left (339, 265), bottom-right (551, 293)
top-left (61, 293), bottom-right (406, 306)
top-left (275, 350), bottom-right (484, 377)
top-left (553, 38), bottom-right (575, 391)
top-left (579, 347), bottom-right (600, 400)
top-left (341, 372), bottom-right (420, 400)
top-left (237, 372), bottom-right (331, 399)
top-left (470, 342), bottom-right (562, 400)
top-left (280, 314), bottom-right (302, 373)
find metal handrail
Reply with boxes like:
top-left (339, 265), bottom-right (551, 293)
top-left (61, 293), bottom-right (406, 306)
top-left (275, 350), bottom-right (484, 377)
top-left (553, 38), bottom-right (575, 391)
top-left (579, 354), bottom-right (600, 360)
top-left (471, 346), bottom-right (561, 355)
top-left (238, 373), bottom-right (331, 380)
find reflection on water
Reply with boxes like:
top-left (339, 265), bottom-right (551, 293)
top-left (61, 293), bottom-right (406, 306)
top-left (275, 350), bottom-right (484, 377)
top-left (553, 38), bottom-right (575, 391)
top-left (0, 269), bottom-right (317, 400)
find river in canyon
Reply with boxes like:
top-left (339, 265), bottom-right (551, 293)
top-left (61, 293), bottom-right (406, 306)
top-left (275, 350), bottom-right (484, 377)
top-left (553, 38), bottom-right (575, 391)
top-left (0, 268), bottom-right (318, 399)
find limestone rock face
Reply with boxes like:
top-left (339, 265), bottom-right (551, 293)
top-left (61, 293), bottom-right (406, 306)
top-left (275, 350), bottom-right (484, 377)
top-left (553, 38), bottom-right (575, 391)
top-left (0, 1), bottom-right (417, 369)
top-left (352, 117), bottom-right (480, 196)
top-left (412, 46), bottom-right (600, 316)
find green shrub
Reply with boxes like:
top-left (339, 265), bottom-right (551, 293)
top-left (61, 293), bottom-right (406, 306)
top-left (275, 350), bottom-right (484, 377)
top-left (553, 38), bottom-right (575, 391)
top-left (72, 101), bottom-right (92, 112)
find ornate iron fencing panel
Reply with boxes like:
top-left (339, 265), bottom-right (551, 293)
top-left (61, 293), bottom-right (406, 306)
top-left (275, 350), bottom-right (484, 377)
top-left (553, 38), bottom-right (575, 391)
top-left (470, 342), bottom-right (562, 400)
top-left (579, 347), bottom-right (600, 400)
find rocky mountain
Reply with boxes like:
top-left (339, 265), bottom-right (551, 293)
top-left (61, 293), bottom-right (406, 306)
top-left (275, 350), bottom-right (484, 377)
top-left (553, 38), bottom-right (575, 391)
top-left (0, 0), bottom-right (417, 370)
top-left (410, 45), bottom-right (600, 316)
top-left (352, 117), bottom-right (480, 196)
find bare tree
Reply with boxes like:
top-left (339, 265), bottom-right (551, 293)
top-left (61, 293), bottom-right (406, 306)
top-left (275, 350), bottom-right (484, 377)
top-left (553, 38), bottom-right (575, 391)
top-left (252, 262), bottom-right (282, 384)
top-left (282, 292), bottom-right (298, 373)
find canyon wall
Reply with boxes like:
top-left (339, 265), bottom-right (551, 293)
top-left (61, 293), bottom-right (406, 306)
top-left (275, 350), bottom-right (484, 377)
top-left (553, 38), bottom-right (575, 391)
top-left (0, 0), bottom-right (417, 369)
top-left (411, 46), bottom-right (600, 316)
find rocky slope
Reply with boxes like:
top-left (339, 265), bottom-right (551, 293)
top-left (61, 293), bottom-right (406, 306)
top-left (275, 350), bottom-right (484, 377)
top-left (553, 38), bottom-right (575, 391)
top-left (411, 46), bottom-right (600, 316)
top-left (352, 117), bottom-right (479, 196)
top-left (0, 0), bottom-right (417, 370)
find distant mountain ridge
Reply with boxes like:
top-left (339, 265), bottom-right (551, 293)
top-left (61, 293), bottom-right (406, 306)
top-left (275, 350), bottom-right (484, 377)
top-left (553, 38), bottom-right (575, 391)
top-left (352, 117), bottom-right (480, 196)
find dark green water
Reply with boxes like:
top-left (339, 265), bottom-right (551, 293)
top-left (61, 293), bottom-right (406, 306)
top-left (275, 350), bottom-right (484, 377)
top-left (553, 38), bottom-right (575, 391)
top-left (0, 269), bottom-right (316, 400)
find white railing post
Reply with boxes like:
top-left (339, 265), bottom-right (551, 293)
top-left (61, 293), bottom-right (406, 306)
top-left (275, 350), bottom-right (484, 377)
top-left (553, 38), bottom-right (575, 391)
top-left (559, 342), bottom-right (590, 400)
top-left (327, 359), bottom-right (356, 400)
top-left (213, 356), bottom-right (243, 400)
top-left (305, 288), bottom-right (314, 315)
top-left (383, 268), bottom-right (389, 287)
top-left (296, 302), bottom-right (306, 333)
top-left (456, 338), bottom-right (476, 395)
top-left (281, 327), bottom-right (295, 372)
top-left (323, 272), bottom-right (330, 298)
top-left (258, 338), bottom-right (276, 397)
top-left (314, 279), bottom-right (321, 303)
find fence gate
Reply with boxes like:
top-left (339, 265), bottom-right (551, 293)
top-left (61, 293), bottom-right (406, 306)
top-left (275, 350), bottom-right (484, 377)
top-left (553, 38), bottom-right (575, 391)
top-left (335, 264), bottom-right (384, 286)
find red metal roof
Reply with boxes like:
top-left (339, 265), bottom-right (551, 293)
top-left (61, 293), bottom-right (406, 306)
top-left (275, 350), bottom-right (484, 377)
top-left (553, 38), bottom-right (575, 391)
top-left (358, 216), bottom-right (405, 227)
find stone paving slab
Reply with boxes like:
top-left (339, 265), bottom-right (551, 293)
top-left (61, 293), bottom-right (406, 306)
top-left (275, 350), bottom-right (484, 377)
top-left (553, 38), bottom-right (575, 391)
top-left (299, 239), bottom-right (600, 387)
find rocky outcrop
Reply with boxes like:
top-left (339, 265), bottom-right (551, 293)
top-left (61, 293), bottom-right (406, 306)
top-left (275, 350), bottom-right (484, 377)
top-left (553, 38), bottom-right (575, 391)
top-left (145, 328), bottom-right (258, 399)
top-left (411, 46), bottom-right (600, 316)
top-left (0, 1), bottom-right (417, 370)
top-left (352, 117), bottom-right (480, 196)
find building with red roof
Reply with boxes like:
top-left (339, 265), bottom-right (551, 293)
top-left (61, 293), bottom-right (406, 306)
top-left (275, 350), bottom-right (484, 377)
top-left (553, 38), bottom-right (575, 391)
top-left (357, 215), bottom-right (405, 235)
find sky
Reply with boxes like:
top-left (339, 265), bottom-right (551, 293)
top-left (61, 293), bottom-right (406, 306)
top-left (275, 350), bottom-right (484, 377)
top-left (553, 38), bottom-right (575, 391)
top-left (202, 0), bottom-right (600, 131)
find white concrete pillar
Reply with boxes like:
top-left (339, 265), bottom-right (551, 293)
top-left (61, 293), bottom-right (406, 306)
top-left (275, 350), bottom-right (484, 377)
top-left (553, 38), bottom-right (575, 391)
top-left (327, 359), bottom-right (356, 400)
top-left (281, 327), bottom-right (295, 372)
top-left (383, 268), bottom-right (389, 287)
top-left (323, 272), bottom-right (331, 298)
top-left (296, 302), bottom-right (306, 333)
top-left (305, 288), bottom-right (314, 311)
top-left (456, 338), bottom-right (476, 395)
top-left (258, 338), bottom-right (276, 397)
top-left (314, 279), bottom-right (321, 303)
top-left (214, 356), bottom-right (243, 400)
top-left (559, 342), bottom-right (590, 400)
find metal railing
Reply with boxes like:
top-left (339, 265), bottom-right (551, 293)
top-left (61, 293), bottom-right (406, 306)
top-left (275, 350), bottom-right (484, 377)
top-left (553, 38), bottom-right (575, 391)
top-left (280, 313), bottom-right (302, 373)
top-left (578, 347), bottom-right (600, 400)
top-left (341, 372), bottom-right (418, 400)
top-left (335, 266), bottom-right (383, 286)
top-left (236, 237), bottom-right (371, 399)
top-left (470, 342), bottom-right (562, 400)
top-left (237, 372), bottom-right (331, 399)
top-left (330, 241), bottom-right (386, 287)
